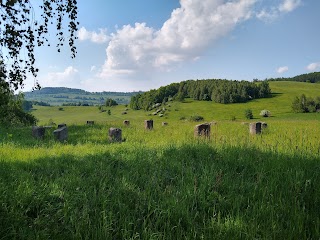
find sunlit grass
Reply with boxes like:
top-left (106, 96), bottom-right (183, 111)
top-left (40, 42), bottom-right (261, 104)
top-left (0, 81), bottom-right (319, 239)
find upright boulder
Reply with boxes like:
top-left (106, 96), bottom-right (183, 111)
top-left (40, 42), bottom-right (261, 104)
top-left (249, 122), bottom-right (262, 134)
top-left (123, 120), bottom-right (130, 126)
top-left (108, 128), bottom-right (122, 142)
top-left (162, 122), bottom-right (168, 126)
top-left (87, 121), bottom-right (94, 125)
top-left (194, 123), bottom-right (211, 138)
top-left (58, 123), bottom-right (67, 128)
top-left (53, 126), bottom-right (68, 142)
top-left (32, 126), bottom-right (45, 139)
top-left (144, 120), bottom-right (153, 130)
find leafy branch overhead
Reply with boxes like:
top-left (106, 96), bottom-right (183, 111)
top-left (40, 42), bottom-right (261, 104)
top-left (0, 0), bottom-right (79, 90)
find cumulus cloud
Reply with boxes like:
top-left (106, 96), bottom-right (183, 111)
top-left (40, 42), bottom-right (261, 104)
top-left (277, 66), bottom-right (289, 74)
top-left (306, 62), bottom-right (320, 71)
top-left (99, 0), bottom-right (256, 79)
top-left (78, 27), bottom-right (109, 44)
top-left (95, 0), bottom-right (302, 81)
top-left (43, 66), bottom-right (80, 87)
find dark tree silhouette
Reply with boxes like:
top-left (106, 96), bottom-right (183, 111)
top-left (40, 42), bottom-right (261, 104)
top-left (0, 0), bottom-right (79, 90)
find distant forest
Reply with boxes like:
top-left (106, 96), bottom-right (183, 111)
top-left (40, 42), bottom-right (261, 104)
top-left (130, 79), bottom-right (271, 111)
top-left (25, 87), bottom-right (140, 96)
top-left (267, 72), bottom-right (320, 83)
top-left (24, 87), bottom-right (142, 106)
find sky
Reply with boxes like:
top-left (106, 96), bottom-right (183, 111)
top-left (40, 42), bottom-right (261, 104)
top-left (23, 0), bottom-right (320, 92)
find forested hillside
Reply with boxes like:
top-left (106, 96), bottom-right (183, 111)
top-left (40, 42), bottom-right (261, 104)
top-left (24, 87), bottom-right (141, 106)
top-left (130, 79), bottom-right (271, 110)
top-left (267, 72), bottom-right (320, 83)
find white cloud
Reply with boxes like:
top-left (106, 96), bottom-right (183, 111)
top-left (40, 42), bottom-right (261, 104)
top-left (306, 62), bottom-right (320, 71)
top-left (279, 0), bottom-right (301, 13)
top-left (277, 66), bottom-right (289, 74)
top-left (95, 0), bottom-right (303, 83)
top-left (78, 27), bottom-right (109, 44)
top-left (99, 0), bottom-right (257, 79)
top-left (42, 66), bottom-right (80, 87)
top-left (256, 0), bottom-right (301, 21)
top-left (256, 8), bottom-right (278, 21)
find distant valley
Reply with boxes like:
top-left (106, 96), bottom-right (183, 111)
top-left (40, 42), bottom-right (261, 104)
top-left (23, 87), bottom-right (142, 106)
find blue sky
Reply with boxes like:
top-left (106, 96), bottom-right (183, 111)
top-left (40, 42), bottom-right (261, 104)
top-left (25, 0), bottom-right (320, 92)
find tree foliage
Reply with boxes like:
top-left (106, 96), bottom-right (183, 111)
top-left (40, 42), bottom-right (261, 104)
top-left (292, 94), bottom-right (320, 113)
top-left (245, 109), bottom-right (253, 119)
top-left (130, 79), bottom-right (271, 111)
top-left (0, 0), bottom-right (78, 125)
top-left (105, 98), bottom-right (118, 107)
top-left (0, 78), bottom-right (37, 125)
top-left (0, 0), bottom-right (79, 90)
top-left (259, 110), bottom-right (271, 117)
top-left (267, 72), bottom-right (320, 83)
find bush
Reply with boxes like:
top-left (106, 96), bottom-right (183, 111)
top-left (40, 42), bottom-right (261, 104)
top-left (189, 115), bottom-right (204, 122)
top-left (105, 98), bottom-right (118, 107)
top-left (260, 110), bottom-right (271, 117)
top-left (245, 109), bottom-right (253, 119)
top-left (292, 94), bottom-right (320, 113)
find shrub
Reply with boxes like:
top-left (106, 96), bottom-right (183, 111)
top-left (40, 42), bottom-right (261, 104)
top-left (260, 110), bottom-right (271, 117)
top-left (189, 115), bottom-right (204, 122)
top-left (105, 98), bottom-right (118, 107)
top-left (245, 109), bottom-right (253, 119)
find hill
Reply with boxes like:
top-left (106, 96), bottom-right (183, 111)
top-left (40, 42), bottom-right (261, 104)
top-left (1, 81), bottom-right (320, 239)
top-left (267, 71), bottom-right (320, 83)
top-left (29, 81), bottom-right (320, 126)
top-left (129, 72), bottom-right (320, 111)
top-left (23, 87), bottom-right (142, 106)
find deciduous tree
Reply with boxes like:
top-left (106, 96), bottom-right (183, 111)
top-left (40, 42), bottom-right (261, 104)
top-left (0, 0), bottom-right (78, 125)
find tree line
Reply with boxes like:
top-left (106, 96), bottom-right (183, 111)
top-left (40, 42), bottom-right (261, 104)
top-left (267, 72), bottom-right (320, 83)
top-left (130, 79), bottom-right (271, 110)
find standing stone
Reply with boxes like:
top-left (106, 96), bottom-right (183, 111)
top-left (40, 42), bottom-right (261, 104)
top-left (53, 126), bottom-right (68, 142)
top-left (162, 122), bottom-right (168, 126)
top-left (32, 126), bottom-right (45, 139)
top-left (194, 123), bottom-right (211, 138)
top-left (123, 120), bottom-right (130, 126)
top-left (144, 120), bottom-right (153, 130)
top-left (249, 122), bottom-right (262, 134)
top-left (108, 128), bottom-right (122, 142)
top-left (58, 123), bottom-right (67, 128)
top-left (87, 121), bottom-right (94, 125)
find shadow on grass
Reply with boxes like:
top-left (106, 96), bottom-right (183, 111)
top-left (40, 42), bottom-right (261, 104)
top-left (0, 125), bottom-right (123, 147)
top-left (270, 92), bottom-right (283, 98)
top-left (0, 144), bottom-right (319, 239)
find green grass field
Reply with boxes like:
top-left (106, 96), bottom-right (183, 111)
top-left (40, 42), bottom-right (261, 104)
top-left (0, 81), bottom-right (320, 239)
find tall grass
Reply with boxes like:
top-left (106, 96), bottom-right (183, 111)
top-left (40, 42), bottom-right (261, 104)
top-left (0, 82), bottom-right (319, 239)
top-left (0, 120), bottom-right (319, 239)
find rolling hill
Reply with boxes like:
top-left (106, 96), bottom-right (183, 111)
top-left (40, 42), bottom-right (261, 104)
top-left (23, 87), bottom-right (142, 106)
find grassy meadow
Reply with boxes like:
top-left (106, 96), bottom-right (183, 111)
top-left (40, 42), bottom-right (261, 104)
top-left (0, 81), bottom-right (320, 239)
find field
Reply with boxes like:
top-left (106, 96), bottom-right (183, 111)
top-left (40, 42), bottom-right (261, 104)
top-left (1, 81), bottom-right (320, 239)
